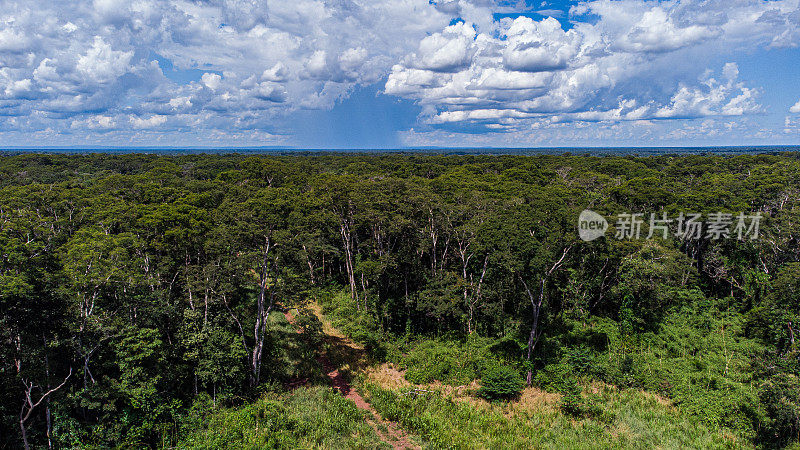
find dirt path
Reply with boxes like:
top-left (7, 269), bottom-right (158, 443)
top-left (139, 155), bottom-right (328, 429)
top-left (285, 305), bottom-right (420, 450)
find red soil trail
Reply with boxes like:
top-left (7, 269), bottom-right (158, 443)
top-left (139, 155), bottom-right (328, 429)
top-left (283, 306), bottom-right (420, 450)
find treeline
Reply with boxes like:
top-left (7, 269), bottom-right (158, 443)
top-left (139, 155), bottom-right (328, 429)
top-left (0, 152), bottom-right (799, 448)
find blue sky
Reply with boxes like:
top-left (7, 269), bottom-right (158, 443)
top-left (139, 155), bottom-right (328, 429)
top-left (1, 0), bottom-right (800, 148)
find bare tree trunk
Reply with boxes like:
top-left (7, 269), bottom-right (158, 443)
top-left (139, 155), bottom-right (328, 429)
top-left (186, 253), bottom-right (195, 311)
top-left (428, 208), bottom-right (438, 277)
top-left (340, 223), bottom-right (358, 305)
top-left (19, 412), bottom-right (28, 450)
top-left (467, 256), bottom-right (489, 335)
top-left (251, 287), bottom-right (273, 386)
top-left (520, 277), bottom-right (545, 386)
top-left (360, 273), bottom-right (369, 311)
top-left (458, 239), bottom-right (473, 332)
top-left (520, 246), bottom-right (572, 385)
top-left (338, 214), bottom-right (355, 298)
top-left (335, 202), bottom-right (359, 305)
top-left (19, 368), bottom-right (72, 450)
top-left (204, 282), bottom-right (209, 325)
top-left (302, 244), bottom-right (316, 285)
top-left (251, 237), bottom-right (274, 386)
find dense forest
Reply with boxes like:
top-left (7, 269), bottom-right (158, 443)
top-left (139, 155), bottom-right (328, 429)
top-left (1, 152), bottom-right (799, 449)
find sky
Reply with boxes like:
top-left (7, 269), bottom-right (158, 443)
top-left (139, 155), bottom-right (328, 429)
top-left (1, 0), bottom-right (800, 149)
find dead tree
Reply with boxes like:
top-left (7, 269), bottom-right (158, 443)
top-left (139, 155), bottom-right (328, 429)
top-left (19, 368), bottom-right (72, 450)
top-left (251, 235), bottom-right (276, 386)
top-left (519, 245), bottom-right (572, 385)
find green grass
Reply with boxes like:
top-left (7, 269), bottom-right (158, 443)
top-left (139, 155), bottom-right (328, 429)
top-left (179, 386), bottom-right (389, 449)
top-left (363, 382), bottom-right (747, 449)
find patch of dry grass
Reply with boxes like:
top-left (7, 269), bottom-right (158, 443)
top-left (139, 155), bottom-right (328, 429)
top-left (365, 362), bottom-right (562, 419)
top-left (366, 363), bottom-right (412, 390)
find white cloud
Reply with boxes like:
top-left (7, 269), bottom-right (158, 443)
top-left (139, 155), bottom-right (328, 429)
top-left (76, 37), bottom-right (134, 84)
top-left (130, 115), bottom-right (168, 129)
top-left (72, 115), bottom-right (116, 130)
top-left (250, 82), bottom-right (286, 102)
top-left (0, 0), bottom-right (459, 135)
top-left (502, 17), bottom-right (581, 72)
top-left (33, 59), bottom-right (58, 82)
top-left (62, 22), bottom-right (78, 33)
top-left (0, 0), bottom-right (797, 144)
top-left (262, 62), bottom-right (288, 82)
top-left (305, 50), bottom-right (329, 78)
top-left (383, 1), bottom-right (799, 133)
top-left (169, 96), bottom-right (192, 109)
top-left (411, 22), bottom-right (477, 72)
top-left (201, 73), bottom-right (223, 90)
top-left (339, 47), bottom-right (368, 74)
top-left (790, 99), bottom-right (800, 113)
top-left (0, 28), bottom-right (30, 52)
top-left (785, 115), bottom-right (800, 133)
top-left (612, 6), bottom-right (720, 53)
top-left (399, 116), bottom-right (778, 148)
top-left (3, 77), bottom-right (32, 97)
top-left (654, 64), bottom-right (760, 118)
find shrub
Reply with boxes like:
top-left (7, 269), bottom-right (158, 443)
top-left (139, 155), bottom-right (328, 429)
top-left (558, 381), bottom-right (609, 421)
top-left (478, 366), bottom-right (523, 400)
top-left (533, 363), bottom-right (575, 393)
top-left (562, 346), bottom-right (597, 377)
top-left (403, 340), bottom-right (478, 385)
top-left (401, 337), bottom-right (505, 386)
top-left (559, 381), bottom-right (584, 416)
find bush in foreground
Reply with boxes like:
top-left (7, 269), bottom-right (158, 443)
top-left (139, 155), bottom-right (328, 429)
top-left (478, 366), bottom-right (523, 400)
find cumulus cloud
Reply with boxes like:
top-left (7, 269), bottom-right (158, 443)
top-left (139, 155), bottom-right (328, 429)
top-left (169, 96), bottom-right (192, 110)
top-left (0, 0), bottom-right (464, 139)
top-left (384, 0), bottom-right (800, 134)
top-left (201, 73), bottom-right (223, 91)
top-left (411, 22), bottom-right (478, 72)
top-left (602, 5), bottom-right (720, 53)
top-left (262, 63), bottom-right (288, 82)
top-left (653, 64), bottom-right (760, 119)
top-left (339, 48), bottom-right (368, 75)
top-left (130, 115), bottom-right (168, 129)
top-left (502, 17), bottom-right (581, 72)
top-left (0, 28), bottom-right (30, 52)
top-left (71, 115), bottom-right (116, 130)
top-left (0, 0), bottom-right (797, 145)
top-left (1, 71), bottom-right (32, 98)
top-left (76, 37), bottom-right (134, 84)
top-left (791, 99), bottom-right (800, 114)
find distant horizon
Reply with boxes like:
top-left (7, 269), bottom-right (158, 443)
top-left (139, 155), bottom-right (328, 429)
top-left (2, 145), bottom-right (800, 155)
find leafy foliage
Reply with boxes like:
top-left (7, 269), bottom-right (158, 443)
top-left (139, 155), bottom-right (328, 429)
top-left (478, 366), bottom-right (524, 400)
top-left (1, 152), bottom-right (800, 447)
